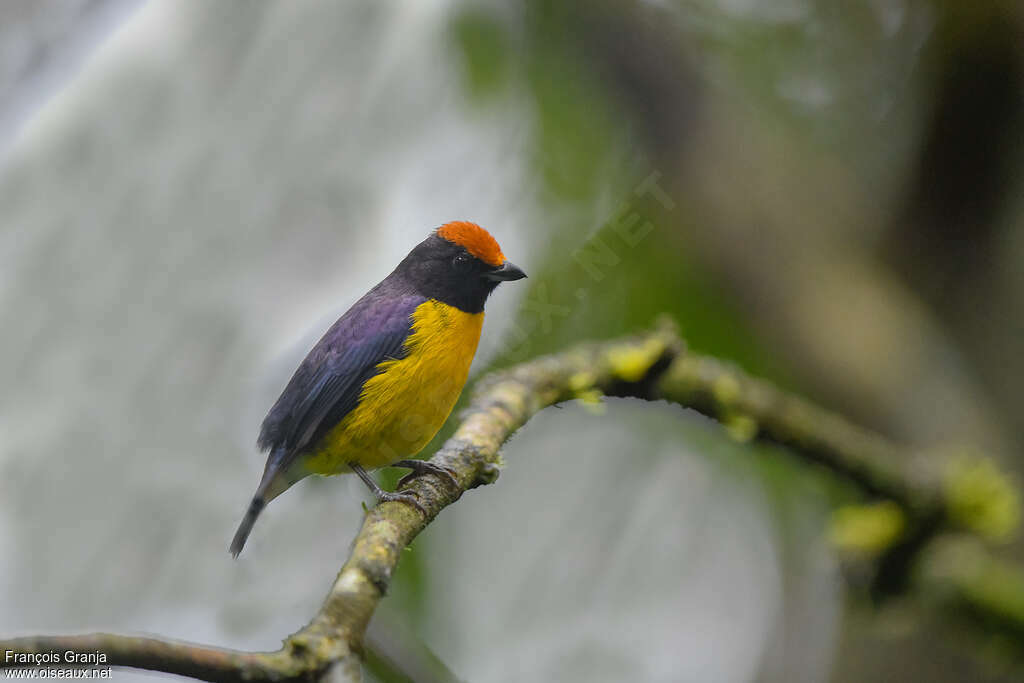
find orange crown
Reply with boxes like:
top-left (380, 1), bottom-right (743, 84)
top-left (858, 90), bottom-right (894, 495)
top-left (436, 221), bottom-right (506, 267)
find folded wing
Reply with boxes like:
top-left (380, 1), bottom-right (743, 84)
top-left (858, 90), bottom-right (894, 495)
top-left (257, 287), bottom-right (424, 469)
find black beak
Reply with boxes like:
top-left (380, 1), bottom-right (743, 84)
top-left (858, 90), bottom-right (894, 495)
top-left (484, 261), bottom-right (527, 282)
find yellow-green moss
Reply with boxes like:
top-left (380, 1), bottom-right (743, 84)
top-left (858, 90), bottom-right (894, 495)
top-left (829, 501), bottom-right (906, 554)
top-left (723, 413), bottom-right (758, 443)
top-left (711, 374), bottom-right (741, 407)
top-left (568, 370), bottom-right (597, 393)
top-left (944, 457), bottom-right (1021, 543)
top-left (607, 337), bottom-right (665, 383)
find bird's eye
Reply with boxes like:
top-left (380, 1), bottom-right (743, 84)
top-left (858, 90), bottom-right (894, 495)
top-left (452, 252), bottom-right (472, 272)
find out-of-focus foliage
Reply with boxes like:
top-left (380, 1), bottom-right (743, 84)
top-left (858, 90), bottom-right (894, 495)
top-left (944, 458), bottom-right (1022, 543)
top-left (830, 502), bottom-right (906, 555)
top-left (446, 1), bottom-right (1024, 681)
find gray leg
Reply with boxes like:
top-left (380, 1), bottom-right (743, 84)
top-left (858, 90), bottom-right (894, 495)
top-left (392, 459), bottom-right (460, 492)
top-left (349, 462), bottom-right (427, 516)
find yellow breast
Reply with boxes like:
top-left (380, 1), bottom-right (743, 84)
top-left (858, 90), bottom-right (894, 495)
top-left (303, 299), bottom-right (484, 474)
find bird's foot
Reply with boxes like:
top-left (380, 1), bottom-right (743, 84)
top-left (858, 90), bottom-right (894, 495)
top-left (375, 489), bottom-right (429, 517)
top-left (392, 459), bottom-right (460, 493)
top-left (349, 461), bottom-right (429, 517)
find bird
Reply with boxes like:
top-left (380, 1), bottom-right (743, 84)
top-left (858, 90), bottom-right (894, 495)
top-left (229, 221), bottom-right (526, 557)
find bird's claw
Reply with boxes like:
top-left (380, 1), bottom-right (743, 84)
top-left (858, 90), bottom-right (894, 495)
top-left (393, 460), bottom-right (461, 494)
top-left (375, 489), bottom-right (428, 517)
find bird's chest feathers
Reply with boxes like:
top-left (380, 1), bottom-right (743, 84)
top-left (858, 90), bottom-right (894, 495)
top-left (310, 300), bottom-right (483, 471)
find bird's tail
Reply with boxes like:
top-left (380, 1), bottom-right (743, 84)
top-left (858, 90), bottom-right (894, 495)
top-left (230, 446), bottom-right (293, 558)
top-left (229, 497), bottom-right (265, 558)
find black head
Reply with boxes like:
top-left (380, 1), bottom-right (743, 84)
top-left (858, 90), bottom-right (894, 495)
top-left (393, 222), bottom-right (526, 313)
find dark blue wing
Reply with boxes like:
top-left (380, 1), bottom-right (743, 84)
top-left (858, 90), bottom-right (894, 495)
top-left (257, 284), bottom-right (423, 460)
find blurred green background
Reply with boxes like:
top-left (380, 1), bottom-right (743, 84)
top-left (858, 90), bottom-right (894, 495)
top-left (1, 1), bottom-right (1022, 681)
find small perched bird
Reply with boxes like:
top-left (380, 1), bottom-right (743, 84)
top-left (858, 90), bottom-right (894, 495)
top-left (230, 222), bottom-right (526, 557)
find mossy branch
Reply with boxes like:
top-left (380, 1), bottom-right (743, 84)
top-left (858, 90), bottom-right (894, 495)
top-left (2, 319), bottom-right (1022, 680)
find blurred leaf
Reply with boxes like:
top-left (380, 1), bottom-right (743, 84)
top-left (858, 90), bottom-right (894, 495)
top-left (451, 9), bottom-right (510, 99)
